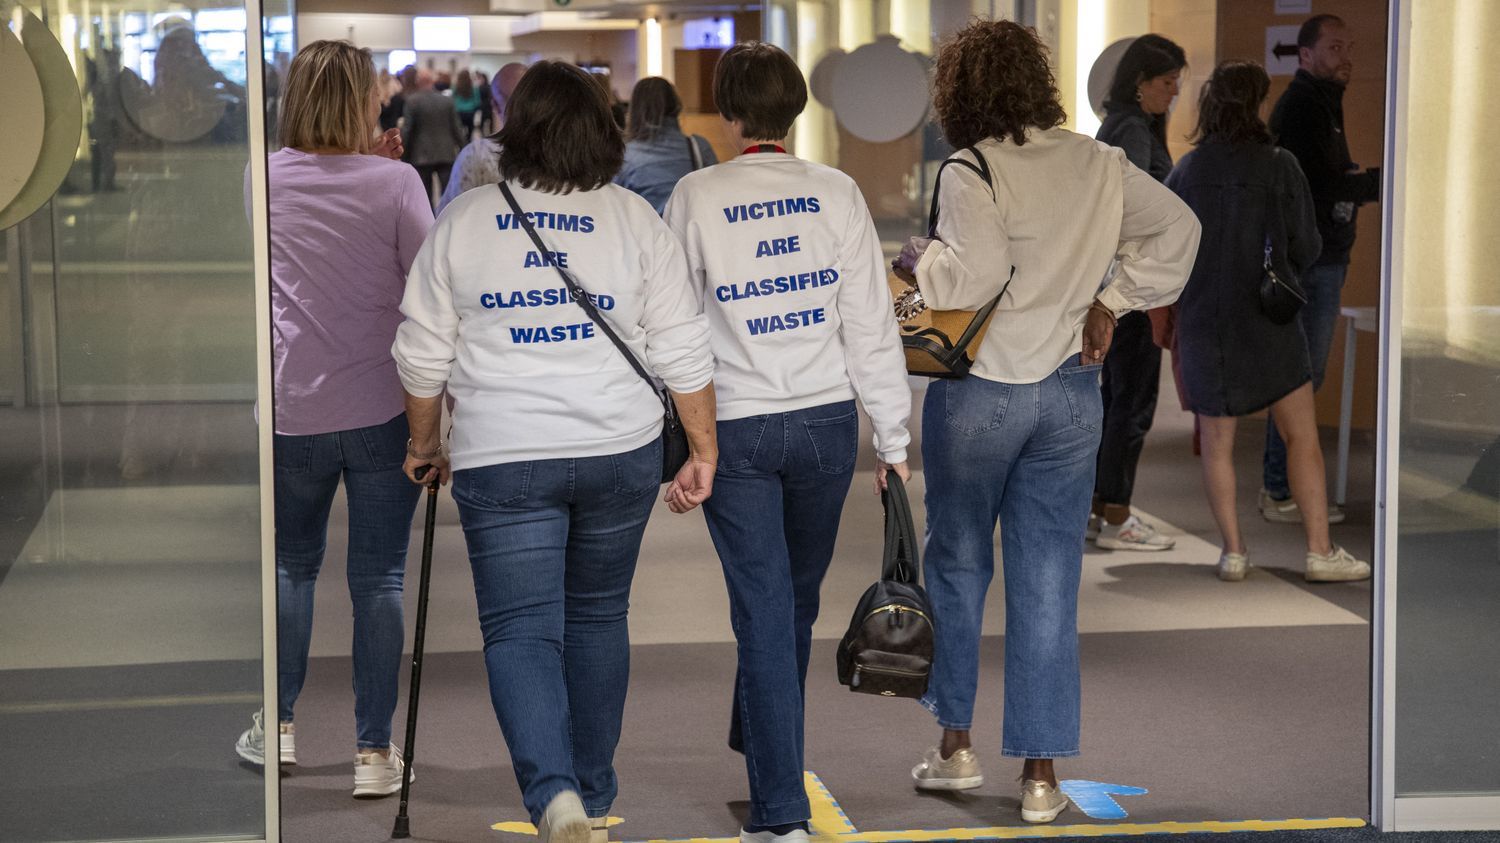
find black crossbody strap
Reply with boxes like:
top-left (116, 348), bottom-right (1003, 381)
top-left (498, 181), bottom-right (666, 409)
top-left (927, 145), bottom-right (994, 236)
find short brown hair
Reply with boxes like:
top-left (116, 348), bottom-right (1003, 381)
top-left (497, 61), bottom-right (624, 193)
top-left (279, 40), bottom-right (377, 153)
top-left (931, 20), bottom-right (1066, 148)
top-left (1191, 61), bottom-right (1272, 145)
top-left (714, 41), bottom-right (806, 141)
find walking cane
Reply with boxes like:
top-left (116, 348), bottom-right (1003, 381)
top-left (392, 467), bottom-right (440, 839)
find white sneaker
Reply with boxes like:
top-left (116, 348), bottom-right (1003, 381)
top-left (352, 746), bottom-right (409, 798)
top-left (1305, 546), bottom-right (1372, 583)
top-left (234, 710), bottom-right (296, 765)
top-left (1094, 515), bottom-right (1176, 551)
top-left (740, 828), bottom-right (809, 843)
top-left (1085, 513), bottom-right (1102, 541)
top-left (537, 791), bottom-right (591, 843)
top-left (1259, 489), bottom-right (1346, 524)
top-left (1217, 551), bottom-right (1249, 582)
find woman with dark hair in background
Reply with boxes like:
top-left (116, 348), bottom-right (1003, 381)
top-left (615, 76), bottom-right (717, 215)
top-left (1089, 34), bottom-right (1187, 552)
top-left (452, 69), bottom-right (482, 136)
top-left (892, 20), bottom-right (1199, 824)
top-left (394, 60), bottom-right (718, 842)
top-left (1166, 61), bottom-right (1370, 584)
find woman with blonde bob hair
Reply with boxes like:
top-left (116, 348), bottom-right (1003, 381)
top-left (232, 40), bottom-right (435, 802)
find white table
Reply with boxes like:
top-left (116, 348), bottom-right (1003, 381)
top-left (1336, 306), bottom-right (1379, 507)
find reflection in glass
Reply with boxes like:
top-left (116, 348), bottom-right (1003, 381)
top-left (0, 0), bottom-right (267, 838)
top-left (1392, 0), bottom-right (1500, 799)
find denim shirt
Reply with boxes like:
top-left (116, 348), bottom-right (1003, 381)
top-left (615, 123), bottom-right (717, 215)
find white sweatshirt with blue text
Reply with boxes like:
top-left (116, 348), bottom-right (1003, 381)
top-left (394, 181), bottom-right (714, 471)
top-left (664, 152), bottom-right (911, 464)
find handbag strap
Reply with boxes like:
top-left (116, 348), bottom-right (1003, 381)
top-left (686, 135), bottom-right (704, 171)
top-left (926, 146), bottom-right (1013, 309)
top-left (880, 471), bottom-right (921, 584)
top-left (927, 145), bottom-right (994, 236)
top-left (497, 181), bottom-right (667, 410)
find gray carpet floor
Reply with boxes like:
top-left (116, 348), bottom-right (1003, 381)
top-left (279, 624), bottom-right (1369, 842)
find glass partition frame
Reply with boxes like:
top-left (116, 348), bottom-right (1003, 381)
top-left (1374, 0), bottom-right (1500, 830)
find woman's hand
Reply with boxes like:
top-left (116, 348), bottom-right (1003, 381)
top-left (371, 127), bottom-right (404, 160)
top-left (1082, 302), bottom-right (1116, 365)
top-left (875, 459), bottom-right (912, 494)
top-left (664, 456), bottom-right (716, 514)
top-left (403, 452), bottom-right (450, 487)
top-left (891, 236), bottom-right (934, 283)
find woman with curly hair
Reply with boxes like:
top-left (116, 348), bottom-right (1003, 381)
top-left (892, 20), bottom-right (1200, 823)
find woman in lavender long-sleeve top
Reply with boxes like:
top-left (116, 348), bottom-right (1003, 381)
top-left (232, 40), bottom-right (434, 799)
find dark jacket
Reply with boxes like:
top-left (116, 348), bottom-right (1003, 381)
top-left (401, 90), bottom-right (467, 167)
top-left (1166, 141), bottom-right (1322, 416)
top-left (1269, 69), bottom-right (1380, 266)
top-left (1097, 102), bottom-right (1173, 181)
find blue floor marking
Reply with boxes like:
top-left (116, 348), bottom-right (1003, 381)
top-left (1059, 779), bottom-right (1150, 820)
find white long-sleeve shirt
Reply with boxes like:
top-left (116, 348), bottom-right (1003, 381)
top-left (915, 129), bottom-right (1201, 384)
top-left (664, 152), bottom-right (912, 463)
top-left (394, 181), bottom-right (714, 471)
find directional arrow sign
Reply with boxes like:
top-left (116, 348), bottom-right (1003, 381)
top-left (1059, 779), bottom-right (1149, 820)
top-left (1272, 42), bottom-right (1300, 59)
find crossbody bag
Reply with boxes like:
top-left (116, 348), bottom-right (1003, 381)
top-left (888, 146), bottom-right (1014, 378)
top-left (498, 181), bottom-right (691, 483)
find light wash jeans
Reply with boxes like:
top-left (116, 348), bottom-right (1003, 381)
top-left (451, 439), bottom-right (660, 823)
top-left (920, 355), bottom-right (1102, 758)
top-left (703, 401), bottom-right (859, 828)
top-left (274, 413), bottom-right (422, 749)
top-left (1263, 261), bottom-right (1348, 498)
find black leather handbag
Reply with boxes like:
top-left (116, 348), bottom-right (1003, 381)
top-left (837, 471), bottom-right (935, 698)
top-left (499, 183), bottom-right (690, 483)
top-left (1259, 235), bottom-right (1308, 326)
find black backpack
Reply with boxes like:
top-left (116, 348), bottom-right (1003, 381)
top-left (836, 471), bottom-right (935, 698)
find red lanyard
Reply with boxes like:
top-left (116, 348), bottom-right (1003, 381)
top-left (742, 143), bottom-right (788, 155)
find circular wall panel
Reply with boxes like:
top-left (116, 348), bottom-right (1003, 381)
top-left (0, 18), bottom-right (46, 218)
top-left (808, 47), bottom-right (845, 108)
top-left (1087, 37), bottom-right (1138, 120)
top-left (829, 37), bottom-right (929, 144)
top-left (0, 8), bottom-right (84, 231)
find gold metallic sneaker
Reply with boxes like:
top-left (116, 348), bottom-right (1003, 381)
top-left (537, 791), bottom-right (591, 843)
top-left (911, 746), bottom-right (984, 791)
top-left (1020, 779), bottom-right (1069, 824)
top-left (589, 816), bottom-right (608, 843)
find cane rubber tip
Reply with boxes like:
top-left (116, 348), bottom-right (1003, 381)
top-left (392, 816), bottom-right (410, 838)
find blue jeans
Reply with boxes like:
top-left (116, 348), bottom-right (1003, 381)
top-left (703, 401), bottom-right (858, 828)
top-left (451, 439), bottom-right (660, 823)
top-left (920, 356), bottom-right (1102, 758)
top-left (275, 413), bottom-right (422, 749)
top-left (1263, 262), bottom-right (1347, 498)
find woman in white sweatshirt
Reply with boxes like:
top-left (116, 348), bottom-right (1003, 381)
top-left (392, 62), bottom-right (717, 843)
top-left (664, 42), bottom-right (912, 843)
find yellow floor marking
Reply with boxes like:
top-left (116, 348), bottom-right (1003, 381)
top-left (807, 771), bottom-right (858, 835)
top-left (492, 769), bottom-right (1366, 841)
top-left (492, 817), bottom-right (623, 835)
top-left (637, 818), bottom-right (1366, 843)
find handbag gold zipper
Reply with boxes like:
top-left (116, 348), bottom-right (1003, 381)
top-left (863, 604), bottom-right (929, 623)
